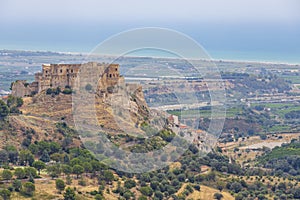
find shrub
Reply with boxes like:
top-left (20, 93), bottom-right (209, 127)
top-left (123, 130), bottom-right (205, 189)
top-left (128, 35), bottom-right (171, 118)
top-left (78, 178), bottom-right (87, 186)
top-left (85, 84), bottom-right (93, 91)
top-left (214, 192), bottom-right (223, 200)
top-left (64, 187), bottom-right (76, 200)
top-left (62, 88), bottom-right (73, 94)
top-left (14, 168), bottom-right (25, 179)
top-left (0, 189), bottom-right (11, 200)
top-left (124, 179), bottom-right (136, 189)
top-left (56, 179), bottom-right (66, 193)
top-left (140, 186), bottom-right (153, 197)
top-left (22, 182), bottom-right (35, 196)
top-left (1, 169), bottom-right (12, 180)
top-left (12, 179), bottom-right (22, 192)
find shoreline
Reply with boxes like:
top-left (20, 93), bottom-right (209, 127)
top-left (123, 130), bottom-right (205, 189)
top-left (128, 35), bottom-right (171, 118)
top-left (1, 48), bottom-right (299, 66)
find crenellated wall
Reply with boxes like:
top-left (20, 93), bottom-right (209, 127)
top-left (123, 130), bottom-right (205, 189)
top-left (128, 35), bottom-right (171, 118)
top-left (12, 62), bottom-right (123, 97)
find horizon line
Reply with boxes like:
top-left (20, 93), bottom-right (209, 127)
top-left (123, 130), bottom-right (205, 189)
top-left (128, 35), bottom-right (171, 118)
top-left (1, 48), bottom-right (299, 66)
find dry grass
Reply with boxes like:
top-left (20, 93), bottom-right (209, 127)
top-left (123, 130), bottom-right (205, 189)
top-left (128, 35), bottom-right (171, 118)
top-left (177, 183), bottom-right (234, 200)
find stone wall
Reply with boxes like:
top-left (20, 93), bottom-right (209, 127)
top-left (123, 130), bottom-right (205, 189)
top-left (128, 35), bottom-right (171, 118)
top-left (12, 62), bottom-right (123, 97)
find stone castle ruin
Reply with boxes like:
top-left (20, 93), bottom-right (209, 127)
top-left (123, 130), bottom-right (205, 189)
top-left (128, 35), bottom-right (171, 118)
top-left (12, 62), bottom-right (123, 97)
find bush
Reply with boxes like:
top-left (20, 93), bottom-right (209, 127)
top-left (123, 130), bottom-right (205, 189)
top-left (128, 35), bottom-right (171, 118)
top-left (64, 187), bottom-right (76, 200)
top-left (46, 87), bottom-right (61, 95)
top-left (214, 192), bottom-right (223, 200)
top-left (62, 88), bottom-right (73, 94)
top-left (46, 88), bottom-right (53, 95)
top-left (85, 84), bottom-right (93, 91)
top-left (95, 194), bottom-right (104, 200)
top-left (78, 178), bottom-right (87, 186)
top-left (193, 184), bottom-right (201, 191)
top-left (124, 179), bottom-right (136, 189)
top-left (260, 134), bottom-right (267, 140)
top-left (14, 168), bottom-right (25, 179)
top-left (0, 189), bottom-right (11, 200)
top-left (12, 179), bottom-right (22, 192)
top-left (22, 182), bottom-right (35, 196)
top-left (140, 186), bottom-right (153, 197)
top-left (1, 169), bottom-right (12, 180)
top-left (56, 179), bottom-right (66, 192)
top-left (0, 100), bottom-right (9, 119)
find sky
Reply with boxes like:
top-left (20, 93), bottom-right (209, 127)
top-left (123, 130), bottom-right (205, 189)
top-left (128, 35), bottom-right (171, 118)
top-left (1, 0), bottom-right (300, 63)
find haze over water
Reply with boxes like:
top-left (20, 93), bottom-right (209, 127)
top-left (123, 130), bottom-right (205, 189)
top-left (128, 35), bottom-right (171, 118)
top-left (1, 0), bottom-right (300, 64)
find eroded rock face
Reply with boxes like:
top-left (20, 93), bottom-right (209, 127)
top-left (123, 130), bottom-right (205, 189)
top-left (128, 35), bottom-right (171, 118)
top-left (19, 69), bottom-right (152, 136)
top-left (9, 62), bottom-right (168, 151)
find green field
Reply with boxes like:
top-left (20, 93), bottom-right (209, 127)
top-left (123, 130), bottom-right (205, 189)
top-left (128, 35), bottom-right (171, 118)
top-left (252, 102), bottom-right (300, 118)
top-left (167, 106), bottom-right (242, 119)
top-left (267, 125), bottom-right (291, 133)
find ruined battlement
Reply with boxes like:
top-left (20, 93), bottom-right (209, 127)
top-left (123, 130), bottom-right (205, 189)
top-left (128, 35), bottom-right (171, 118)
top-left (12, 62), bottom-right (123, 97)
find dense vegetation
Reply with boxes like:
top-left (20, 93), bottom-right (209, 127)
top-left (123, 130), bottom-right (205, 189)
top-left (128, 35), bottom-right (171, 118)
top-left (259, 140), bottom-right (300, 176)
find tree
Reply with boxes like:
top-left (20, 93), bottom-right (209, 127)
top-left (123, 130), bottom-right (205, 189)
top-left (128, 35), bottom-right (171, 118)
top-left (50, 153), bottom-right (63, 163)
top-left (66, 175), bottom-right (72, 185)
top-left (230, 182), bottom-right (242, 193)
top-left (85, 84), bottom-right (93, 91)
top-left (0, 150), bottom-right (8, 164)
top-left (62, 164), bottom-right (72, 176)
top-left (138, 196), bottom-right (148, 200)
top-left (12, 179), bottom-right (22, 192)
top-left (140, 186), bottom-right (153, 197)
top-left (70, 158), bottom-right (81, 166)
top-left (32, 160), bottom-right (46, 175)
top-left (260, 134), bottom-right (267, 140)
top-left (95, 194), bottom-right (104, 200)
top-left (22, 182), bottom-right (35, 196)
top-left (24, 167), bottom-right (37, 178)
top-left (49, 142), bottom-right (61, 154)
top-left (82, 162), bottom-right (92, 176)
top-left (0, 189), bottom-right (11, 200)
top-left (63, 187), bottom-right (76, 200)
top-left (19, 150), bottom-right (34, 166)
top-left (7, 95), bottom-right (23, 108)
top-left (124, 179), bottom-right (136, 189)
top-left (63, 154), bottom-right (70, 164)
top-left (293, 187), bottom-right (300, 199)
top-left (14, 168), bottom-right (26, 179)
top-left (154, 191), bottom-right (164, 199)
top-left (194, 185), bottom-right (201, 191)
top-left (103, 170), bottom-right (114, 183)
top-left (46, 88), bottom-right (53, 95)
top-left (5, 146), bottom-right (18, 164)
top-left (47, 164), bottom-right (61, 178)
top-left (123, 190), bottom-right (133, 200)
top-left (214, 192), bottom-right (223, 200)
top-left (1, 169), bottom-right (12, 181)
top-left (257, 194), bottom-right (267, 200)
top-left (56, 179), bottom-right (66, 193)
top-left (0, 100), bottom-right (9, 119)
top-left (39, 150), bottom-right (50, 163)
top-left (72, 165), bottom-right (84, 178)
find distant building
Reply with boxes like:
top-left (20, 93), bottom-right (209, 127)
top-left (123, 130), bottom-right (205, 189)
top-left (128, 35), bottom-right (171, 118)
top-left (168, 115), bottom-right (179, 126)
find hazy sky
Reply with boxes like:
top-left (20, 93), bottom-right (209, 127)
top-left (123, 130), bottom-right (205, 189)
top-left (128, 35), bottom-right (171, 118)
top-left (1, 0), bottom-right (299, 24)
top-left (1, 0), bottom-right (300, 62)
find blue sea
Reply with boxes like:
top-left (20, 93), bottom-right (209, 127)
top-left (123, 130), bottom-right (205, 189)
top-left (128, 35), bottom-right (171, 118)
top-left (1, 22), bottom-right (299, 64)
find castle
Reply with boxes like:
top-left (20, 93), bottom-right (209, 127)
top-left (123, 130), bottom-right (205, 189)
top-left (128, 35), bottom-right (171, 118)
top-left (12, 62), bottom-right (123, 97)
